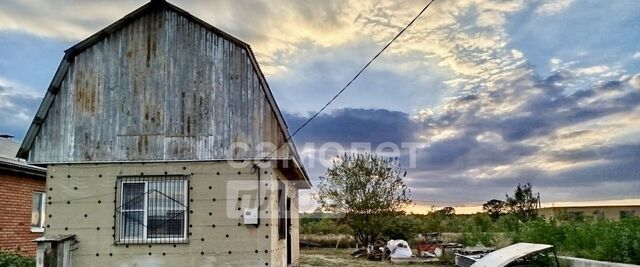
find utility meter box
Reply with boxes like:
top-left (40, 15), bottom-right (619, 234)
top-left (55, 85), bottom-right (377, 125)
top-left (243, 208), bottom-right (258, 224)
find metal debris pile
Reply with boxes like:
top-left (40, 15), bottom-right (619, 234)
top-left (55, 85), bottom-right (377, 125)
top-left (350, 232), bottom-right (465, 263)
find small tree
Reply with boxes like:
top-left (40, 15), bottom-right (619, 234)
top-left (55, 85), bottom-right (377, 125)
top-left (483, 199), bottom-right (506, 221)
top-left (505, 183), bottom-right (539, 222)
top-left (381, 212), bottom-right (419, 241)
top-left (436, 207), bottom-right (456, 217)
top-left (315, 153), bottom-right (411, 246)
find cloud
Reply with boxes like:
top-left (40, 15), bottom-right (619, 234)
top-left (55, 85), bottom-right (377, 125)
top-left (288, 66), bottom-right (640, 204)
top-left (630, 74), bottom-right (640, 89)
top-left (408, 67), bottom-right (640, 202)
top-left (286, 108), bottom-right (419, 146)
top-left (575, 65), bottom-right (610, 75)
top-left (0, 77), bottom-right (42, 137)
top-left (0, 0), bottom-right (141, 41)
top-left (0, 0), bottom-right (527, 79)
top-left (0, 0), bottom-right (361, 75)
top-left (3, 0), bottom-right (640, 208)
top-left (536, 0), bottom-right (574, 16)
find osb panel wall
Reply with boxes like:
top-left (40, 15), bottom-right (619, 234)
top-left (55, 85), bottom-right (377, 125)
top-left (44, 161), bottom-right (297, 267)
top-left (268, 168), bottom-right (300, 267)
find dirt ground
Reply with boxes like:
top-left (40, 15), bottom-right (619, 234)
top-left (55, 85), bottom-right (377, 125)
top-left (299, 248), bottom-right (453, 267)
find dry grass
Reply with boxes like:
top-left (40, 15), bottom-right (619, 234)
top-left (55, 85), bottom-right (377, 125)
top-left (299, 248), bottom-right (452, 267)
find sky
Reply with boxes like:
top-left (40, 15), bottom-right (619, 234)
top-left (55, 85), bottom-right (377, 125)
top-left (1, 0), bottom-right (639, 212)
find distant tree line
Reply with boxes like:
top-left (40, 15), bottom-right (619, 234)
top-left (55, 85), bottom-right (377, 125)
top-left (306, 152), bottom-right (640, 264)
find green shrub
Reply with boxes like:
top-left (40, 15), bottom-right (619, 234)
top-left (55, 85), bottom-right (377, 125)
top-left (300, 217), bottom-right (352, 235)
top-left (301, 211), bottom-right (640, 264)
top-left (0, 250), bottom-right (35, 267)
top-left (496, 213), bottom-right (521, 232)
top-left (462, 213), bottom-right (495, 233)
top-left (514, 217), bottom-right (640, 264)
top-left (461, 231), bottom-right (496, 247)
top-left (381, 215), bottom-right (420, 241)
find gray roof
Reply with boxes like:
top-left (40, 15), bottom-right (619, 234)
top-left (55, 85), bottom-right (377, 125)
top-left (0, 137), bottom-right (46, 177)
top-left (0, 137), bottom-right (21, 160)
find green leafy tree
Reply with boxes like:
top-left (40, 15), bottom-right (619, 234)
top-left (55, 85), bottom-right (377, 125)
top-left (483, 199), bottom-right (506, 221)
top-left (496, 213), bottom-right (521, 232)
top-left (315, 153), bottom-right (411, 246)
top-left (436, 206), bottom-right (456, 216)
top-left (464, 213), bottom-right (495, 232)
top-left (381, 212), bottom-right (419, 241)
top-left (505, 183), bottom-right (539, 222)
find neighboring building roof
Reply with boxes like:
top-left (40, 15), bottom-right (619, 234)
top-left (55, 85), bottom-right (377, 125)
top-left (0, 136), bottom-right (20, 159)
top-left (540, 199), bottom-right (640, 209)
top-left (0, 137), bottom-right (46, 178)
top-left (15, 0), bottom-right (309, 187)
top-left (471, 243), bottom-right (554, 267)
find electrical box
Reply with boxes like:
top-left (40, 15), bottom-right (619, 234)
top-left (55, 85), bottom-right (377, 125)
top-left (243, 208), bottom-right (258, 225)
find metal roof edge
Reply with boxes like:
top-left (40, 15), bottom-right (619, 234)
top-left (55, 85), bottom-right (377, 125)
top-left (0, 160), bottom-right (46, 179)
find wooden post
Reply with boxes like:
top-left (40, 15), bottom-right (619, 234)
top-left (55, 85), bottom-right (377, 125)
top-left (34, 234), bottom-right (76, 267)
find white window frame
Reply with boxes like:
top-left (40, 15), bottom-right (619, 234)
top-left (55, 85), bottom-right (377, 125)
top-left (117, 177), bottom-right (188, 244)
top-left (31, 191), bottom-right (46, 233)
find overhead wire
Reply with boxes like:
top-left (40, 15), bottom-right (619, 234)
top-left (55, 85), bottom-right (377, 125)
top-left (262, 0), bottom-right (438, 159)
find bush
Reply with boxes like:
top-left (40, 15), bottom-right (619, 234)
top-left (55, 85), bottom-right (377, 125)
top-left (514, 218), bottom-right (640, 264)
top-left (461, 231), bottom-right (496, 247)
top-left (301, 211), bottom-right (640, 264)
top-left (300, 216), bottom-right (352, 235)
top-left (463, 213), bottom-right (495, 233)
top-left (381, 215), bottom-right (420, 241)
top-left (0, 250), bottom-right (35, 267)
top-left (496, 213), bottom-right (521, 232)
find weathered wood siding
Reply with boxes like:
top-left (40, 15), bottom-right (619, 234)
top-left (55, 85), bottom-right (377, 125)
top-left (30, 9), bottom-right (289, 163)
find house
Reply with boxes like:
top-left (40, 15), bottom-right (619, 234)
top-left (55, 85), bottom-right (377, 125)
top-left (538, 204), bottom-right (640, 221)
top-left (17, 0), bottom-right (311, 266)
top-left (0, 135), bottom-right (46, 256)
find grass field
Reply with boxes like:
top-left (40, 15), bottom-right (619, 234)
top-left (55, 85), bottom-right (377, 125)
top-left (299, 248), bottom-right (452, 266)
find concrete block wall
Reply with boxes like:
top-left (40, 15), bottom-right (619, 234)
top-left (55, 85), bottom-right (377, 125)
top-left (0, 173), bottom-right (45, 256)
top-left (44, 161), bottom-right (300, 267)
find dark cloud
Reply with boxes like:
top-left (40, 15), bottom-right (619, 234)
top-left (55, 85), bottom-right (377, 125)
top-left (0, 84), bottom-right (41, 138)
top-left (598, 80), bottom-right (624, 91)
top-left (403, 69), bottom-right (640, 203)
top-left (285, 68), bottom-right (640, 205)
top-left (285, 108), bottom-right (420, 145)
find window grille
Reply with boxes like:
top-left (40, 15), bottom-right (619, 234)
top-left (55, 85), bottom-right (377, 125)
top-left (115, 176), bottom-right (188, 244)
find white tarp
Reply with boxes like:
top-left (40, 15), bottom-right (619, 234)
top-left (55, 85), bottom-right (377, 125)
top-left (471, 243), bottom-right (554, 267)
top-left (387, 240), bottom-right (412, 259)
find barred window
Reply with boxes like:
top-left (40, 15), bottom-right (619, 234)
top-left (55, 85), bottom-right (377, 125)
top-left (115, 176), bottom-right (188, 244)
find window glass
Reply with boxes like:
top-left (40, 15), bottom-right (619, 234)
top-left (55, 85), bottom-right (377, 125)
top-left (31, 192), bottom-right (45, 228)
top-left (122, 183), bottom-right (145, 210)
top-left (121, 183), bottom-right (145, 240)
top-left (148, 180), bottom-right (186, 238)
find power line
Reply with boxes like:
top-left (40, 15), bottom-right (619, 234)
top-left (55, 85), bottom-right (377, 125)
top-left (263, 0), bottom-right (438, 159)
